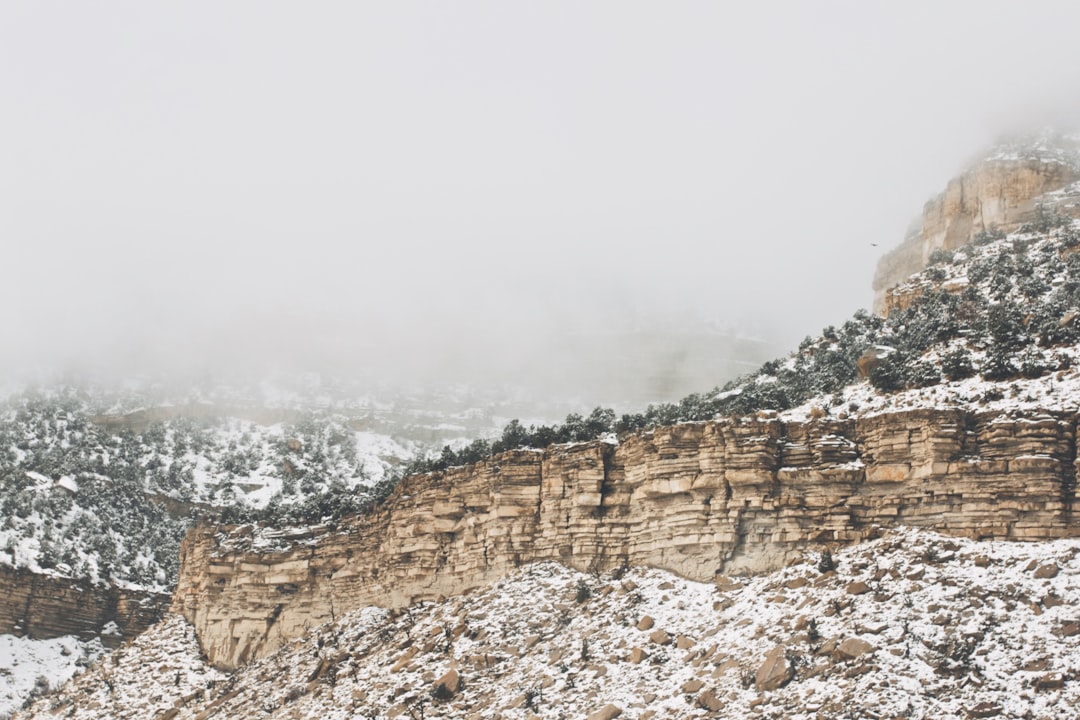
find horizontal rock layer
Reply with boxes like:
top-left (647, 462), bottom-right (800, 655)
top-left (173, 409), bottom-right (1080, 670)
top-left (0, 565), bottom-right (169, 647)
top-left (872, 157), bottom-right (1080, 313)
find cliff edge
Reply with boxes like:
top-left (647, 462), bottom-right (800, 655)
top-left (872, 132), bottom-right (1080, 312)
top-left (174, 408), bottom-right (1079, 670)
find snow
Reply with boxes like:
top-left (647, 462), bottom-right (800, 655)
top-left (0, 635), bottom-right (104, 719)
top-left (21, 473), bottom-right (49, 490)
top-left (16, 529), bottom-right (1080, 719)
top-left (778, 365), bottom-right (1080, 424)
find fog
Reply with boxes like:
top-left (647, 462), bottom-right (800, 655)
top-left (4, 2), bottom-right (1080, 400)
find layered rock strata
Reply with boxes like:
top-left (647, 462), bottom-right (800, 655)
top-left (0, 566), bottom-right (169, 647)
top-left (872, 157), bottom-right (1080, 312)
top-left (173, 409), bottom-right (1080, 670)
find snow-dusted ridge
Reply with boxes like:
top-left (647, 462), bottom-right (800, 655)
top-left (15, 529), bottom-right (1080, 719)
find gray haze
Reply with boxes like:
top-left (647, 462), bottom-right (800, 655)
top-left (4, 2), bottom-right (1080, 396)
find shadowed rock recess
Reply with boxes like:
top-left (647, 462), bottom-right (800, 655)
top-left (0, 566), bottom-right (168, 647)
top-left (174, 409), bottom-right (1080, 670)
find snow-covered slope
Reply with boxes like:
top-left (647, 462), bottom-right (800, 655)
top-left (15, 529), bottom-right (1080, 719)
top-left (0, 378), bottom-right (541, 591)
top-left (0, 635), bottom-right (105, 720)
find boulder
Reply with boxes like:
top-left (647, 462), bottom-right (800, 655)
top-left (845, 581), bottom-right (871, 595)
top-left (755, 645), bottom-right (793, 691)
top-left (681, 679), bottom-right (703, 694)
top-left (697, 690), bottom-right (723, 711)
top-left (433, 668), bottom-right (460, 698)
top-left (648, 629), bottom-right (671, 645)
top-left (586, 704), bottom-right (622, 720)
top-left (1034, 563), bottom-right (1060, 579)
top-left (834, 638), bottom-right (875, 661)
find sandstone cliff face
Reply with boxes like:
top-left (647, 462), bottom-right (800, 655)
top-left (0, 566), bottom-right (169, 647)
top-left (872, 157), bottom-right (1080, 312)
top-left (173, 409), bottom-right (1079, 670)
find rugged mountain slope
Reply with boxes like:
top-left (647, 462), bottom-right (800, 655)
top-left (0, 386), bottom-right (418, 591)
top-left (15, 132), bottom-right (1080, 718)
top-left (873, 130), bottom-right (1080, 311)
top-left (15, 529), bottom-right (1080, 720)
top-left (0, 381), bottom-right (511, 716)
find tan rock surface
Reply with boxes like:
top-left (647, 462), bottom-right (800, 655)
top-left (873, 156), bottom-right (1080, 313)
top-left (0, 565), bottom-right (168, 647)
top-left (174, 409), bottom-right (1080, 669)
top-left (755, 645), bottom-right (792, 691)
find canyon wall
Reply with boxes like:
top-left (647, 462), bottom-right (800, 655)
top-left (0, 566), bottom-right (169, 647)
top-left (173, 408), bottom-right (1079, 670)
top-left (872, 157), bottom-right (1080, 313)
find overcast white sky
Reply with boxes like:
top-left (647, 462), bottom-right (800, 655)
top-left (4, 2), bottom-right (1080, 387)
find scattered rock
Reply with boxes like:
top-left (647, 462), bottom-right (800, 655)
top-left (648, 629), bottom-right (671, 645)
top-left (857, 621), bottom-right (888, 635)
top-left (390, 647), bottom-right (419, 673)
top-left (628, 647), bottom-right (647, 664)
top-left (755, 645), bottom-right (793, 691)
top-left (586, 703), bottom-right (622, 720)
top-left (1033, 563), bottom-right (1060, 579)
top-left (675, 635), bottom-right (696, 650)
top-left (1035, 673), bottom-right (1065, 691)
top-left (713, 658), bottom-right (740, 677)
top-left (966, 702), bottom-right (1002, 718)
top-left (681, 679), bottom-right (704, 694)
top-left (698, 690), bottom-right (724, 711)
top-left (845, 581), bottom-right (871, 595)
top-left (636, 615), bottom-right (655, 631)
top-left (715, 575), bottom-right (743, 592)
top-left (816, 638), bottom-right (839, 657)
top-left (833, 638), bottom-right (875, 662)
top-left (432, 668), bottom-right (461, 699)
top-left (1057, 622), bottom-right (1080, 638)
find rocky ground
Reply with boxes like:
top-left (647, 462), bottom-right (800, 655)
top-left (15, 528), bottom-right (1080, 720)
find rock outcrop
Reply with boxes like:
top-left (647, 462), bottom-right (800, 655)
top-left (0, 566), bottom-right (169, 647)
top-left (873, 153), bottom-right (1080, 313)
top-left (173, 408), bottom-right (1080, 670)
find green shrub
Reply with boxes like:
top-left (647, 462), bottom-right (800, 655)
top-left (941, 348), bottom-right (975, 381)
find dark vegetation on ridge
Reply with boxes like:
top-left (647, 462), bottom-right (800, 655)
top-left (375, 209), bottom-right (1080, 478)
top-left (4, 206), bottom-right (1080, 581)
top-left (228, 208), bottom-right (1080, 527)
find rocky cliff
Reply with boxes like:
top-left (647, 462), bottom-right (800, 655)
top-left (872, 146), bottom-right (1080, 312)
top-left (0, 566), bottom-right (169, 648)
top-left (174, 408), bottom-right (1080, 670)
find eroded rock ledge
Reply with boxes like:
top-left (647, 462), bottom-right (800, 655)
top-left (872, 156), bottom-right (1080, 313)
top-left (0, 565), bottom-right (169, 647)
top-left (173, 409), bottom-right (1080, 670)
